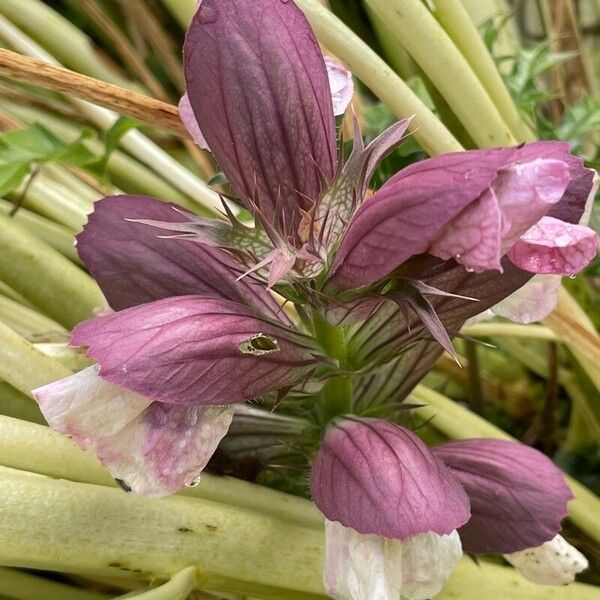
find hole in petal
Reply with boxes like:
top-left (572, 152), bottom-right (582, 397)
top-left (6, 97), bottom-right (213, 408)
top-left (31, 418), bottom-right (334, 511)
top-left (238, 334), bottom-right (280, 356)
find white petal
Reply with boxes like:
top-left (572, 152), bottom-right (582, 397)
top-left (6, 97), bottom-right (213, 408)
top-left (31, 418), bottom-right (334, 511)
top-left (401, 530), bottom-right (463, 600)
top-left (490, 274), bottom-right (562, 323)
top-left (33, 365), bottom-right (234, 497)
top-left (504, 534), bottom-right (588, 586)
top-left (323, 521), bottom-right (461, 600)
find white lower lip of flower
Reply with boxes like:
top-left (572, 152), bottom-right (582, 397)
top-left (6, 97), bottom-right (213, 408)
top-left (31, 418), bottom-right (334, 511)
top-left (323, 520), bottom-right (462, 600)
top-left (503, 534), bottom-right (588, 586)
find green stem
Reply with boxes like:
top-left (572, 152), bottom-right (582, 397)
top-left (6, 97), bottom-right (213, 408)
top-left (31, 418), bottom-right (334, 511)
top-left (0, 415), bottom-right (323, 530)
top-left (0, 199), bottom-right (81, 263)
top-left (125, 567), bottom-right (198, 600)
top-left (0, 214), bottom-right (106, 328)
top-left (433, 0), bottom-right (535, 142)
top-left (461, 322), bottom-right (559, 342)
top-left (0, 294), bottom-right (66, 339)
top-left (313, 313), bottom-right (353, 422)
top-left (365, 0), bottom-right (515, 148)
top-left (0, 382), bottom-right (45, 424)
top-left (159, 0), bottom-right (195, 28)
top-left (0, 466), bottom-right (327, 600)
top-left (411, 384), bottom-right (600, 545)
top-left (0, 567), bottom-right (110, 600)
top-left (0, 322), bottom-right (71, 396)
top-left (563, 405), bottom-right (596, 454)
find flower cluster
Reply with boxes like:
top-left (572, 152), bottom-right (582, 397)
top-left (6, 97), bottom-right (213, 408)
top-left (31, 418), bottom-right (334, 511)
top-left (33, 0), bottom-right (598, 597)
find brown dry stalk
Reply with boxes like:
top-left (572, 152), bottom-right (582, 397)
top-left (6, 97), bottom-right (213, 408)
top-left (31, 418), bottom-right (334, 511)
top-left (0, 48), bottom-right (187, 136)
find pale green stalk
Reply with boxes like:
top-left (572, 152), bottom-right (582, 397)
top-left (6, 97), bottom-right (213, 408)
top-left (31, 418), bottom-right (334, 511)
top-left (0, 415), bottom-right (323, 530)
top-left (0, 15), bottom-right (222, 216)
top-left (461, 322), bottom-right (559, 342)
top-left (365, 0), bottom-right (515, 148)
top-left (432, 0), bottom-right (534, 142)
top-left (0, 99), bottom-right (198, 211)
top-left (0, 0), bottom-right (133, 88)
top-left (411, 384), bottom-right (600, 544)
top-left (0, 281), bottom-right (33, 308)
top-left (0, 567), bottom-right (110, 600)
top-left (160, 0), bottom-right (195, 28)
top-left (0, 217), bottom-right (106, 328)
top-left (0, 383), bottom-right (45, 424)
top-left (35, 343), bottom-right (93, 372)
top-left (0, 295), bottom-right (66, 339)
top-left (8, 175), bottom-right (88, 231)
top-left (564, 405), bottom-right (596, 453)
top-left (0, 200), bottom-right (81, 263)
top-left (295, 0), bottom-right (462, 155)
top-left (0, 466), bottom-right (327, 600)
top-left (562, 375), bottom-right (600, 446)
top-left (0, 322), bottom-right (71, 397)
top-left (44, 164), bottom-right (102, 205)
top-left (121, 567), bottom-right (198, 600)
top-left (0, 463), bottom-right (597, 599)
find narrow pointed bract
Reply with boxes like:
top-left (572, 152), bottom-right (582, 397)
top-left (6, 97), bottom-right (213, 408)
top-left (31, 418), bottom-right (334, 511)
top-left (184, 0), bottom-right (336, 235)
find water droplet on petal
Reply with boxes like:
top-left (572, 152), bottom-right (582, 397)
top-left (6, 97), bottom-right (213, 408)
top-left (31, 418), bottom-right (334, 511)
top-left (569, 274), bottom-right (576, 279)
top-left (187, 475), bottom-right (202, 488)
top-left (198, 4), bottom-right (218, 23)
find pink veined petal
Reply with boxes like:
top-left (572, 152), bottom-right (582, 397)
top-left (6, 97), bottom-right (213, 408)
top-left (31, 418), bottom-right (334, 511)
top-left (432, 439), bottom-right (573, 554)
top-left (507, 216), bottom-right (599, 276)
top-left (428, 159), bottom-right (571, 273)
top-left (310, 418), bottom-right (470, 539)
top-left (324, 56), bottom-right (354, 116)
top-left (76, 195), bottom-right (284, 321)
top-left (184, 0), bottom-right (336, 234)
top-left (33, 365), bottom-right (234, 497)
top-left (71, 296), bottom-right (324, 407)
top-left (178, 93), bottom-right (209, 149)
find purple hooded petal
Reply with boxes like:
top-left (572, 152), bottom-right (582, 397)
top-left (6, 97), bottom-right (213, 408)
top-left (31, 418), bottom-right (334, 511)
top-left (71, 296), bottom-right (323, 406)
top-left (33, 365), bottom-right (234, 496)
top-left (328, 142), bottom-right (594, 291)
top-left (428, 159), bottom-right (571, 273)
top-left (432, 439), bottom-right (573, 554)
top-left (310, 418), bottom-right (470, 539)
top-left (507, 216), bottom-right (599, 275)
top-left (183, 0), bottom-right (336, 235)
top-left (328, 147), bottom-right (515, 290)
top-left (76, 195), bottom-right (285, 322)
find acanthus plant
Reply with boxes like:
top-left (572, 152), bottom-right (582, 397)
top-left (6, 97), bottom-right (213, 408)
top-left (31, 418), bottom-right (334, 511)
top-left (33, 0), bottom-right (599, 598)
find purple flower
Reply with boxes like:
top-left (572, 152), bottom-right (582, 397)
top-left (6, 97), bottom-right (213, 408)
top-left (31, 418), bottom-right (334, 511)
top-left (31, 3), bottom-right (597, 573)
top-left (311, 419), bottom-right (588, 599)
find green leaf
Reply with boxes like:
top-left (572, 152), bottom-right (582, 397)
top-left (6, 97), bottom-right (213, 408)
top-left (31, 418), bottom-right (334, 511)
top-left (90, 116), bottom-right (140, 173)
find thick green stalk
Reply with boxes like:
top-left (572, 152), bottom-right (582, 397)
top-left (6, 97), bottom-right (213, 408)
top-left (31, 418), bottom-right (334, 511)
top-left (0, 200), bottom-right (81, 263)
top-left (0, 214), bottom-right (106, 328)
top-left (296, 0), bottom-right (462, 155)
top-left (365, 0), bottom-right (516, 148)
top-left (0, 322), bottom-right (71, 396)
top-left (461, 322), bottom-right (559, 342)
top-left (124, 567), bottom-right (198, 600)
top-left (35, 343), bottom-right (93, 372)
top-left (160, 0), bottom-right (195, 28)
top-left (411, 384), bottom-right (600, 544)
top-left (0, 295), bottom-right (66, 339)
top-left (0, 416), bottom-right (323, 530)
top-left (0, 567), bottom-right (110, 600)
top-left (0, 383), bottom-right (45, 424)
top-left (7, 175), bottom-right (88, 231)
top-left (433, 0), bottom-right (535, 142)
top-left (0, 464), bottom-right (597, 600)
top-left (0, 466), bottom-right (327, 600)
